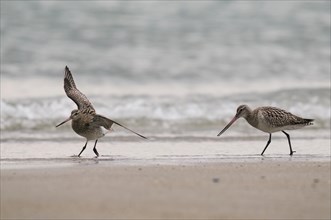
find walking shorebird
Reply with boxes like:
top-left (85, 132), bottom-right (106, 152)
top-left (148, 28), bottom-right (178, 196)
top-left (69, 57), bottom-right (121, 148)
top-left (56, 66), bottom-right (147, 157)
top-left (217, 105), bottom-right (314, 155)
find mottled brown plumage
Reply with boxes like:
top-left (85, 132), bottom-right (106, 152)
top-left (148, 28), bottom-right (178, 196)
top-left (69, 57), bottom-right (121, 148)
top-left (217, 105), bottom-right (313, 155)
top-left (56, 66), bottom-right (147, 157)
top-left (64, 66), bottom-right (95, 112)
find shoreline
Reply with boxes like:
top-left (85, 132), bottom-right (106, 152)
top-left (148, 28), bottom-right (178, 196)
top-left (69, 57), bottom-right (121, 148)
top-left (1, 160), bottom-right (330, 219)
top-left (1, 154), bottom-right (331, 170)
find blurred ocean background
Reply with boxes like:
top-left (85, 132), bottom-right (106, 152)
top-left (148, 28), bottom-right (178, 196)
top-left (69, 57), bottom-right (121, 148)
top-left (1, 1), bottom-right (330, 144)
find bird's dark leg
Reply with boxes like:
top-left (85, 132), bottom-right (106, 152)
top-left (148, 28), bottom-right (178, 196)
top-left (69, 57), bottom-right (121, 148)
top-left (93, 139), bottom-right (99, 158)
top-left (282, 131), bottom-right (295, 156)
top-left (261, 133), bottom-right (272, 155)
top-left (78, 140), bottom-right (88, 157)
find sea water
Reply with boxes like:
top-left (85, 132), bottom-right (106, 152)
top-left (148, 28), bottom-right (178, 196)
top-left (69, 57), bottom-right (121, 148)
top-left (1, 1), bottom-right (330, 165)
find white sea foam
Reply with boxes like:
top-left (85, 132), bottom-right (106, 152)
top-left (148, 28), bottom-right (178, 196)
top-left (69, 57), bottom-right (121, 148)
top-left (1, 89), bottom-right (329, 136)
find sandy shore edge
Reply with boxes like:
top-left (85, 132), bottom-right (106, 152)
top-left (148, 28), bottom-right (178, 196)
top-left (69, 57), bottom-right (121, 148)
top-left (1, 161), bottom-right (330, 219)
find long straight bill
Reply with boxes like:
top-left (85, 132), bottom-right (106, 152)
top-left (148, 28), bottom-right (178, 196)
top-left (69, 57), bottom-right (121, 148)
top-left (217, 116), bottom-right (238, 136)
top-left (56, 117), bottom-right (71, 127)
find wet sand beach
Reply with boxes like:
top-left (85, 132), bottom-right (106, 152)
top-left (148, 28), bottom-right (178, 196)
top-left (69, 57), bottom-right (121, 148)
top-left (1, 160), bottom-right (330, 220)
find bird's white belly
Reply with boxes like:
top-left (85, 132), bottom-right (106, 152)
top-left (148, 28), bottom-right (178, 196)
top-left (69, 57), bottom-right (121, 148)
top-left (88, 127), bottom-right (111, 140)
top-left (85, 130), bottom-right (104, 140)
top-left (258, 123), bottom-right (306, 133)
top-left (256, 121), bottom-right (282, 133)
top-left (74, 125), bottom-right (111, 141)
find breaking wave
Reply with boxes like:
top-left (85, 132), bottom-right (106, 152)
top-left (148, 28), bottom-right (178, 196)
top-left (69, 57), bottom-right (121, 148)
top-left (1, 88), bottom-right (330, 136)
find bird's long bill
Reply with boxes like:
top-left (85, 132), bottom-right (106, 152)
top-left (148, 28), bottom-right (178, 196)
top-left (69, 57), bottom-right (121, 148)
top-left (217, 116), bottom-right (239, 136)
top-left (55, 117), bottom-right (71, 127)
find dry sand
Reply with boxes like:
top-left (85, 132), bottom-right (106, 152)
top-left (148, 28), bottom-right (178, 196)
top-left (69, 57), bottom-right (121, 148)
top-left (1, 161), bottom-right (330, 219)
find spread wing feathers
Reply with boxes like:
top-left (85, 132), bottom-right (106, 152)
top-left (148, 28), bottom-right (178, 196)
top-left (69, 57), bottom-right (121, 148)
top-left (260, 107), bottom-right (314, 127)
top-left (93, 115), bottom-right (147, 139)
top-left (64, 66), bottom-right (95, 111)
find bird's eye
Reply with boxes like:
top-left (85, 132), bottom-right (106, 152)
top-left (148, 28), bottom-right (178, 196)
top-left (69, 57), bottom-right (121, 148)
top-left (237, 106), bottom-right (245, 114)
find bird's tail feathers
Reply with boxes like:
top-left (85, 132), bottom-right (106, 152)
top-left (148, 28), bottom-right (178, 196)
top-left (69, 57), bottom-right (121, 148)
top-left (304, 118), bottom-right (314, 126)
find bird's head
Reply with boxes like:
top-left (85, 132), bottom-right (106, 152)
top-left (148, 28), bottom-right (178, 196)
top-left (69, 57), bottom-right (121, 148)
top-left (235, 104), bottom-right (251, 118)
top-left (217, 104), bottom-right (252, 136)
top-left (56, 109), bottom-right (81, 127)
top-left (70, 109), bottom-right (81, 120)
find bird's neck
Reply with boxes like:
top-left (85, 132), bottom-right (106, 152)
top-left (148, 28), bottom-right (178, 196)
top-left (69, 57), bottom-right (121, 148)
top-left (244, 108), bottom-right (259, 127)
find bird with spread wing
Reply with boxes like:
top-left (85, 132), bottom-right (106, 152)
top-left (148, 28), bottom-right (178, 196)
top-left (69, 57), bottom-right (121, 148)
top-left (56, 66), bottom-right (147, 157)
